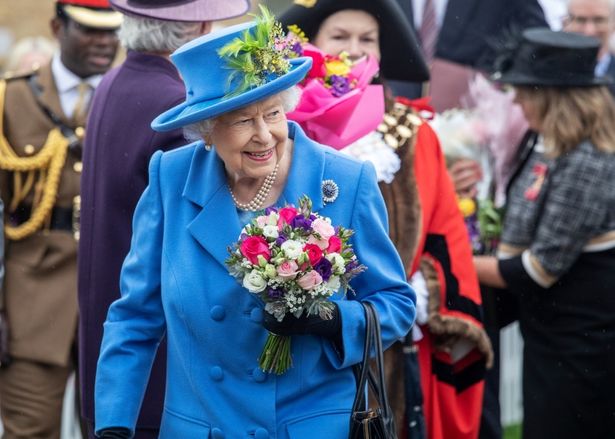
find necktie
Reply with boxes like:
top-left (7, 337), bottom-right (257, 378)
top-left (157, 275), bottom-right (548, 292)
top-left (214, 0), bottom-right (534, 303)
top-left (419, 0), bottom-right (438, 62)
top-left (72, 81), bottom-right (92, 125)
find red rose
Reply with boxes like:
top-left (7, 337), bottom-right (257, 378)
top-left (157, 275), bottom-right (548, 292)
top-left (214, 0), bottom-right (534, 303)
top-left (240, 236), bottom-right (271, 265)
top-left (303, 46), bottom-right (326, 79)
top-left (278, 206), bottom-right (298, 227)
top-left (327, 236), bottom-right (342, 254)
top-left (303, 243), bottom-right (323, 267)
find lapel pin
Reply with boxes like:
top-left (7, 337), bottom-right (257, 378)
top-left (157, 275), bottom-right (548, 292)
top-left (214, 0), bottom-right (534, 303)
top-left (321, 179), bottom-right (339, 204)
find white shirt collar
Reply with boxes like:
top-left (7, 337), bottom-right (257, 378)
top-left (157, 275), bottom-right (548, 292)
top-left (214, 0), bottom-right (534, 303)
top-left (51, 51), bottom-right (103, 93)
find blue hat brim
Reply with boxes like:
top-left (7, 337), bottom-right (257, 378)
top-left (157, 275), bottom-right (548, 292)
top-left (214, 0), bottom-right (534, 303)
top-left (152, 57), bottom-right (312, 132)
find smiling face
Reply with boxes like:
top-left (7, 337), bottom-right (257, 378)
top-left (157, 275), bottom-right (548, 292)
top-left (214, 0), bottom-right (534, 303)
top-left (313, 9), bottom-right (380, 63)
top-left (210, 94), bottom-right (290, 184)
top-left (52, 16), bottom-right (119, 78)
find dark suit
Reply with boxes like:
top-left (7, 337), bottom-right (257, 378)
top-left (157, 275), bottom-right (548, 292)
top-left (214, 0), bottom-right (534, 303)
top-left (392, 0), bottom-right (548, 98)
top-left (601, 55), bottom-right (615, 96)
top-left (78, 50), bottom-right (186, 438)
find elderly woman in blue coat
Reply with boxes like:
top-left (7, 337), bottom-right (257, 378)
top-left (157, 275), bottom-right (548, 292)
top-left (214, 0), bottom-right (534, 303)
top-left (94, 13), bottom-right (416, 439)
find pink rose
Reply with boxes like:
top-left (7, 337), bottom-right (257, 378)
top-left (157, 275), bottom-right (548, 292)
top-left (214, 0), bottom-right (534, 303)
top-left (327, 236), bottom-right (342, 253)
top-left (240, 236), bottom-right (270, 265)
top-left (303, 243), bottom-right (323, 266)
top-left (297, 270), bottom-right (323, 290)
top-left (255, 215), bottom-right (269, 228)
top-left (312, 218), bottom-right (335, 240)
top-left (278, 206), bottom-right (298, 228)
top-left (277, 260), bottom-right (299, 280)
top-left (307, 235), bottom-right (329, 250)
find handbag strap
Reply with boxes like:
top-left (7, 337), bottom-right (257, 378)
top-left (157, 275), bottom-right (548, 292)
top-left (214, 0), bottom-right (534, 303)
top-left (351, 301), bottom-right (393, 420)
top-left (351, 301), bottom-right (373, 414)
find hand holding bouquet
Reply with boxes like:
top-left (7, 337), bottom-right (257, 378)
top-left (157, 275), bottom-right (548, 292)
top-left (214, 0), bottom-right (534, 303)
top-left (225, 196), bottom-right (366, 374)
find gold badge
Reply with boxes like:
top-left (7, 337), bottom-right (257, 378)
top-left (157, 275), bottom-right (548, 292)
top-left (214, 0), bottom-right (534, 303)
top-left (294, 0), bottom-right (317, 7)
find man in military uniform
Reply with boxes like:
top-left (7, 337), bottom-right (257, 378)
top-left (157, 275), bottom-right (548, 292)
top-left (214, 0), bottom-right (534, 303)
top-left (0, 1), bottom-right (121, 437)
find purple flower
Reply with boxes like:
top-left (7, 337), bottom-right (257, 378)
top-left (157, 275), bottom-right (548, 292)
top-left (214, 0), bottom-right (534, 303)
top-left (313, 258), bottom-right (333, 281)
top-left (345, 259), bottom-right (359, 273)
top-left (275, 234), bottom-right (287, 246)
top-left (291, 215), bottom-right (313, 231)
top-left (291, 42), bottom-right (303, 56)
top-left (267, 288), bottom-right (283, 299)
top-left (329, 75), bottom-right (352, 97)
top-left (265, 206), bottom-right (278, 215)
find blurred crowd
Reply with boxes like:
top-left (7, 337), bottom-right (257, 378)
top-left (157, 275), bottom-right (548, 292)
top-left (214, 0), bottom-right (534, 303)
top-left (0, 0), bottom-right (614, 439)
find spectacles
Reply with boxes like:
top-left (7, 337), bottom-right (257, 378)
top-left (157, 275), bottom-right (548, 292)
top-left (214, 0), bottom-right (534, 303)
top-left (563, 14), bottom-right (611, 28)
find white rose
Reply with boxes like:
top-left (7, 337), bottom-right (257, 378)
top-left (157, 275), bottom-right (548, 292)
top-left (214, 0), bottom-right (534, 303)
top-left (281, 240), bottom-right (303, 260)
top-left (325, 276), bottom-right (341, 292)
top-left (262, 225), bottom-right (279, 239)
top-left (242, 269), bottom-right (267, 293)
top-left (326, 253), bottom-right (346, 272)
top-left (266, 212), bottom-right (279, 226)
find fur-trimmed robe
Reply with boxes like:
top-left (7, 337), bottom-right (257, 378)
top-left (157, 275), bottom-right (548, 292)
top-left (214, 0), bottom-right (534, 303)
top-left (377, 100), bottom-right (493, 439)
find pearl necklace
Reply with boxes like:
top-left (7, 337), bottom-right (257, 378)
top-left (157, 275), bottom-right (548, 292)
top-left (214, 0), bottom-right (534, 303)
top-left (229, 162), bottom-right (280, 211)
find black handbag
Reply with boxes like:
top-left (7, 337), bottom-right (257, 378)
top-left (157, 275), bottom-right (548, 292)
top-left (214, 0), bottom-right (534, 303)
top-left (349, 301), bottom-right (397, 439)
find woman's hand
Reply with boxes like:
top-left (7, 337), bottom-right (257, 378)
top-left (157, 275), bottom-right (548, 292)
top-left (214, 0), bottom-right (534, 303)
top-left (262, 304), bottom-right (341, 338)
top-left (449, 159), bottom-right (483, 198)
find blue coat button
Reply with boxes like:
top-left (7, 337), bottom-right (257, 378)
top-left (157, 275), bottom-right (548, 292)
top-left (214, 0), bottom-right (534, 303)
top-left (210, 366), bottom-right (224, 381)
top-left (254, 428), bottom-right (269, 439)
top-left (210, 306), bottom-right (226, 321)
top-left (250, 308), bottom-right (263, 323)
top-left (252, 367), bottom-right (267, 383)
top-left (211, 427), bottom-right (225, 439)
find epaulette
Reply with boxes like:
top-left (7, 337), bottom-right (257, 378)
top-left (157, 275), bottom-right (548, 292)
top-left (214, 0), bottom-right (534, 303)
top-left (2, 65), bottom-right (40, 82)
top-left (377, 101), bottom-right (423, 149)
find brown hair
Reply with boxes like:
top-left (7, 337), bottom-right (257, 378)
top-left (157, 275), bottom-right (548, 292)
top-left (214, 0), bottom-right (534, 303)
top-left (515, 85), bottom-right (615, 156)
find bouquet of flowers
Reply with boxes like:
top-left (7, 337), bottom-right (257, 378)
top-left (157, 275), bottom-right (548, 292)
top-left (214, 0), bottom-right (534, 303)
top-left (283, 27), bottom-right (385, 150)
top-left (225, 196), bottom-right (366, 374)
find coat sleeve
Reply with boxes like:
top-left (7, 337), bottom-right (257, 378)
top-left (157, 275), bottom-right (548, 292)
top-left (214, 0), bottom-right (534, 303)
top-left (95, 150), bottom-right (166, 434)
top-left (325, 161), bottom-right (416, 369)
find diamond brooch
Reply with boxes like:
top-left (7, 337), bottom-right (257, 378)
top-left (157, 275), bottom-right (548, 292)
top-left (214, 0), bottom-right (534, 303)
top-left (321, 179), bottom-right (339, 204)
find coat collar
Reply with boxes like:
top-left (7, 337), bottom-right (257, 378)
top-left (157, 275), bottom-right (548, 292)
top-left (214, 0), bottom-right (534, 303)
top-left (184, 121), bottom-right (327, 268)
top-left (37, 62), bottom-right (68, 124)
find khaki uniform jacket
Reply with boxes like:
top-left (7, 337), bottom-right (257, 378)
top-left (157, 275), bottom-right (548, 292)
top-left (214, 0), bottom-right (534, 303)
top-left (1, 63), bottom-right (83, 366)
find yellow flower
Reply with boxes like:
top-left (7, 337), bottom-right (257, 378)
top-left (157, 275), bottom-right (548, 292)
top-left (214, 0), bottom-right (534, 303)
top-left (458, 197), bottom-right (477, 217)
top-left (294, 0), bottom-right (317, 7)
top-left (325, 59), bottom-right (350, 76)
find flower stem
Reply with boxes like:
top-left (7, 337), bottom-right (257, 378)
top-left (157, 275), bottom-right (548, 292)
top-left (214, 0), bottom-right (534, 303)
top-left (259, 334), bottom-right (292, 374)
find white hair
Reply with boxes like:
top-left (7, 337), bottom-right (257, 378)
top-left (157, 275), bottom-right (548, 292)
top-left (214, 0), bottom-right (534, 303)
top-left (566, 0), bottom-right (615, 14)
top-left (183, 86), bottom-right (303, 142)
top-left (118, 15), bottom-right (203, 53)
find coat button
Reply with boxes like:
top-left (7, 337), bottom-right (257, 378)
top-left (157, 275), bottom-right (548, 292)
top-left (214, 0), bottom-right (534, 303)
top-left (210, 366), bottom-right (224, 382)
top-left (211, 427), bottom-right (225, 439)
top-left (254, 428), bottom-right (269, 439)
top-left (250, 308), bottom-right (263, 323)
top-left (252, 367), bottom-right (266, 383)
top-left (210, 305), bottom-right (226, 321)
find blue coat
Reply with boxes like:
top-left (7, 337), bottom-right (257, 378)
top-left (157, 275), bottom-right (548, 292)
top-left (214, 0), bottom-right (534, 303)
top-left (95, 122), bottom-right (416, 438)
top-left (79, 50), bottom-right (186, 430)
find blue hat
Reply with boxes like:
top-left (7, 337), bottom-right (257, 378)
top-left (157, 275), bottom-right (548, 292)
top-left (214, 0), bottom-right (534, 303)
top-left (152, 18), bottom-right (312, 132)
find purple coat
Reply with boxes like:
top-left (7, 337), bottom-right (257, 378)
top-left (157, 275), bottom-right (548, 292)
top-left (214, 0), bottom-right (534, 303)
top-left (78, 50), bottom-right (187, 433)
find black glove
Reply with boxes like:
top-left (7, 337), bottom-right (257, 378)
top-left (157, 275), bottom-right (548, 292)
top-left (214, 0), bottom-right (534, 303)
top-left (96, 428), bottom-right (132, 439)
top-left (263, 304), bottom-right (341, 339)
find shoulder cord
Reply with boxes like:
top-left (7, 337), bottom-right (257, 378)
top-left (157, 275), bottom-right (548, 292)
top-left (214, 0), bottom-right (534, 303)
top-left (377, 101), bottom-right (423, 150)
top-left (0, 79), bottom-right (69, 240)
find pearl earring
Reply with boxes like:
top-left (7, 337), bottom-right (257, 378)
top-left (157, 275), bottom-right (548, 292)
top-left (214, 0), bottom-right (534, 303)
top-left (204, 143), bottom-right (212, 151)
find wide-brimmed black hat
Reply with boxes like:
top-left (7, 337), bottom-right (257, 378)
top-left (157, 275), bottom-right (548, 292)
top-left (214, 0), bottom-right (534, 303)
top-left (493, 28), bottom-right (611, 87)
top-left (279, 0), bottom-right (429, 82)
top-left (109, 0), bottom-right (250, 22)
